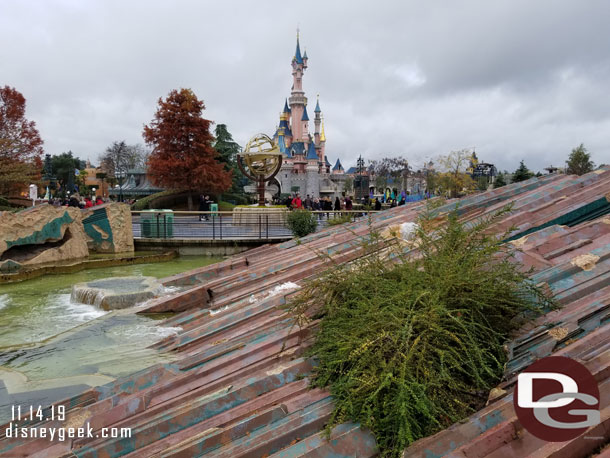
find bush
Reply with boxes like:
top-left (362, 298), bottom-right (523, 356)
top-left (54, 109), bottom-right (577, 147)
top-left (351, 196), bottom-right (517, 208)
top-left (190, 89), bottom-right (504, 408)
top-left (287, 204), bottom-right (554, 457)
top-left (218, 201), bottom-right (235, 211)
top-left (286, 210), bottom-right (318, 237)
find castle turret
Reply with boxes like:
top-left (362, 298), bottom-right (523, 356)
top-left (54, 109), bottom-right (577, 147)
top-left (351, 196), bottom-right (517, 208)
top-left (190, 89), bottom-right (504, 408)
top-left (306, 137), bottom-right (318, 162)
top-left (289, 31), bottom-right (307, 141)
top-left (314, 95), bottom-right (321, 145)
top-left (332, 158), bottom-right (344, 175)
top-left (301, 105), bottom-right (309, 138)
top-left (319, 118), bottom-right (326, 166)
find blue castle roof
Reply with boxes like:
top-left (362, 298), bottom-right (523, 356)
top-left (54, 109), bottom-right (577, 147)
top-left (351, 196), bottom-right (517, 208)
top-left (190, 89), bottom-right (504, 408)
top-left (333, 158), bottom-right (344, 171)
top-left (294, 37), bottom-right (303, 64)
top-left (277, 134), bottom-right (288, 156)
top-left (301, 105), bottom-right (309, 121)
top-left (325, 156), bottom-right (331, 166)
top-left (306, 140), bottom-right (318, 160)
top-left (290, 141), bottom-right (305, 156)
top-left (314, 99), bottom-right (321, 113)
top-left (283, 99), bottom-right (290, 113)
top-left (279, 119), bottom-right (292, 136)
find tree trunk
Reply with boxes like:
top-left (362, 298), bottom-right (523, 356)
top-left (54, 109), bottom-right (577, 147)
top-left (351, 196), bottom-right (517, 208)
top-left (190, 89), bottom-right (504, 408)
top-left (187, 192), bottom-right (193, 211)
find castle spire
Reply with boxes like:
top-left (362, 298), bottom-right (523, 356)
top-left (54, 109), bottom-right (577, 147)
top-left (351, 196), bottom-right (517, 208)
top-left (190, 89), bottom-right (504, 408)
top-left (314, 94), bottom-right (321, 113)
top-left (320, 118), bottom-right (326, 142)
top-left (294, 28), bottom-right (303, 64)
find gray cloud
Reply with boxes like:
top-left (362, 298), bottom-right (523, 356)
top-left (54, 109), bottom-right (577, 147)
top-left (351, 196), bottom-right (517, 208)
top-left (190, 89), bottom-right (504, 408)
top-left (1, 0), bottom-right (609, 172)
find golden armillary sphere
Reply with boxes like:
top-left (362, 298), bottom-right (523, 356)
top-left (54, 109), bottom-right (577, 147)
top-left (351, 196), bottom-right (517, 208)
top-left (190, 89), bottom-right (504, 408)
top-left (237, 133), bottom-right (283, 206)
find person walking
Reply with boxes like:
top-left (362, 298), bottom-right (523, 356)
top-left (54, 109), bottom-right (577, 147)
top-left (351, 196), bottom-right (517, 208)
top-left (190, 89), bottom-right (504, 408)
top-left (304, 194), bottom-right (312, 210)
top-left (199, 194), bottom-right (211, 221)
top-left (291, 193), bottom-right (302, 209)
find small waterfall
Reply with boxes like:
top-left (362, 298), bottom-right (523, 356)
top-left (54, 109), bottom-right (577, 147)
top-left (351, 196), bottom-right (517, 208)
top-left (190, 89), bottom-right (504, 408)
top-left (71, 276), bottom-right (164, 310)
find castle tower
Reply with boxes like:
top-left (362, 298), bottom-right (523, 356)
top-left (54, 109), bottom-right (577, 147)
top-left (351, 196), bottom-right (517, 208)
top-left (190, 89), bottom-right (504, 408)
top-left (320, 118), bottom-right (326, 167)
top-left (289, 30), bottom-right (308, 142)
top-left (305, 138), bottom-right (320, 197)
top-left (314, 96), bottom-right (323, 167)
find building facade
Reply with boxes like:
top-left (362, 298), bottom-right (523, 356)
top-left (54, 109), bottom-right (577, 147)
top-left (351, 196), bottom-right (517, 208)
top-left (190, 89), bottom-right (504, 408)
top-left (271, 33), bottom-right (346, 199)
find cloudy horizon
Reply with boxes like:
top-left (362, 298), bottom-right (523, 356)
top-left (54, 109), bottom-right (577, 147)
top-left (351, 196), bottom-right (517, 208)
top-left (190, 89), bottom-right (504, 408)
top-left (2, 0), bottom-right (609, 173)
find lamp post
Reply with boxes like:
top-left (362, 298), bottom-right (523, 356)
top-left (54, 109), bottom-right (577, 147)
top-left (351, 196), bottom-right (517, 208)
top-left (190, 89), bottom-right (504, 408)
top-left (357, 155), bottom-right (364, 202)
top-left (92, 187), bottom-right (96, 199)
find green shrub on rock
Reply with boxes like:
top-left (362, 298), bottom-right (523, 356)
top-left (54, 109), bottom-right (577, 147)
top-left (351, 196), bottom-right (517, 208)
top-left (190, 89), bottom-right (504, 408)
top-left (287, 204), bottom-right (555, 457)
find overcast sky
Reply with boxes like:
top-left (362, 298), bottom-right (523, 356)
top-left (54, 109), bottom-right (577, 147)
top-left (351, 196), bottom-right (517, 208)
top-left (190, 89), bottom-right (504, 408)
top-left (2, 0), bottom-right (609, 172)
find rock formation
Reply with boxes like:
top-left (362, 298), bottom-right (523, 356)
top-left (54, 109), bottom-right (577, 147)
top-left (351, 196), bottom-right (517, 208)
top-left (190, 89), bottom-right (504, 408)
top-left (0, 203), bottom-right (135, 272)
top-left (0, 206), bottom-right (89, 268)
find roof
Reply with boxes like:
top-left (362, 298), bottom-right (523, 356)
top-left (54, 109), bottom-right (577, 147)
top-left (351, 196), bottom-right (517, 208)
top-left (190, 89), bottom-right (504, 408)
top-left (346, 166), bottom-right (357, 174)
top-left (294, 36), bottom-right (303, 64)
top-left (283, 99), bottom-right (290, 113)
top-left (333, 158), bottom-right (343, 171)
top-left (306, 140), bottom-right (318, 160)
top-left (325, 156), bottom-right (331, 166)
top-left (12, 167), bottom-right (610, 458)
top-left (277, 133), bottom-right (288, 156)
top-left (314, 97), bottom-right (321, 113)
top-left (301, 105), bottom-right (309, 121)
top-left (289, 141), bottom-right (305, 156)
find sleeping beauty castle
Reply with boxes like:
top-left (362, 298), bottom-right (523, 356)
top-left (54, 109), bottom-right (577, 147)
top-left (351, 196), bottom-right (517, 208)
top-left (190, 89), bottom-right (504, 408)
top-left (269, 32), bottom-right (348, 199)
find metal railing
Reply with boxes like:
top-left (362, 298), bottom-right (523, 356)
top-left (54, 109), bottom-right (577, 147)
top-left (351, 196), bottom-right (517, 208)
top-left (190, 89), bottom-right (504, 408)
top-left (131, 210), bottom-right (380, 240)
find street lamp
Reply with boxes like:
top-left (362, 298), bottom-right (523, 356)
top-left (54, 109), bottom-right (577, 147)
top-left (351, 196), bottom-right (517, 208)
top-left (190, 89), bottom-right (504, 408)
top-left (92, 187), bottom-right (96, 198)
top-left (357, 155), bottom-right (364, 203)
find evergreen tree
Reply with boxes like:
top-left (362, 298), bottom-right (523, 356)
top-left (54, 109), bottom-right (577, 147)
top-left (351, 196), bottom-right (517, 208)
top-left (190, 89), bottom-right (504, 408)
top-left (512, 160), bottom-right (534, 182)
top-left (213, 124), bottom-right (245, 194)
top-left (493, 173), bottom-right (507, 188)
top-left (51, 151), bottom-right (85, 194)
top-left (566, 143), bottom-right (594, 175)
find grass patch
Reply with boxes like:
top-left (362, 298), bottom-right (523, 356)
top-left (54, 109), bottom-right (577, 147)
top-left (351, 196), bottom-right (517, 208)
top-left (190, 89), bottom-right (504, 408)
top-left (326, 214), bottom-right (354, 226)
top-left (287, 204), bottom-right (554, 457)
top-left (131, 190), bottom-right (177, 210)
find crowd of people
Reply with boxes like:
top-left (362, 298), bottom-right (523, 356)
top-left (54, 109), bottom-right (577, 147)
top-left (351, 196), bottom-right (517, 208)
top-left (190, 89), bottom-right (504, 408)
top-left (284, 194), bottom-right (355, 212)
top-left (283, 193), bottom-right (414, 211)
top-left (49, 194), bottom-right (109, 209)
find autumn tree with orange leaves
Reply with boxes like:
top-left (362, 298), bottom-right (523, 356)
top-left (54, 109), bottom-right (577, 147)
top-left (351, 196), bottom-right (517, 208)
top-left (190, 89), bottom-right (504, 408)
top-left (0, 86), bottom-right (44, 196)
top-left (143, 88), bottom-right (231, 209)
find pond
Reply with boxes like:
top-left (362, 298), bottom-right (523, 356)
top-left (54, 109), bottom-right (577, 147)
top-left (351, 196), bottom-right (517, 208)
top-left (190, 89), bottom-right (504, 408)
top-left (0, 256), bottom-right (220, 422)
